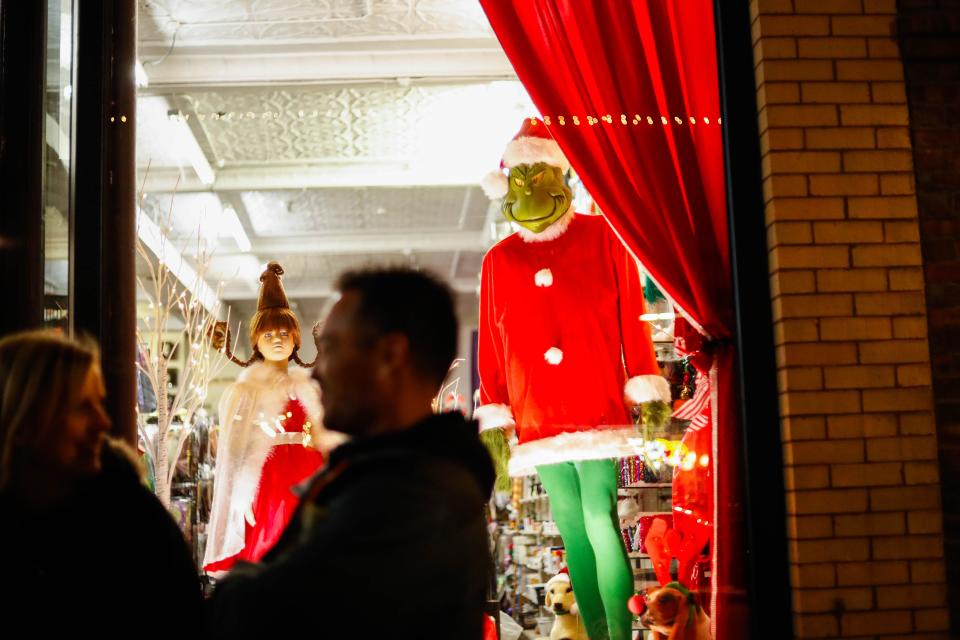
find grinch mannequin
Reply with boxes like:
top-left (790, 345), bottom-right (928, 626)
top-left (478, 118), bottom-right (670, 640)
top-left (203, 262), bottom-right (324, 576)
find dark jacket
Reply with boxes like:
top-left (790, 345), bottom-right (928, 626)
top-left (0, 441), bottom-right (202, 634)
top-left (206, 411), bottom-right (495, 639)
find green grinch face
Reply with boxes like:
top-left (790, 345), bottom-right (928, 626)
top-left (501, 163), bottom-right (572, 234)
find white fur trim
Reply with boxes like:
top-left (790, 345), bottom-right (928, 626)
top-left (508, 427), bottom-right (645, 477)
top-left (544, 347), bottom-right (564, 365)
top-left (546, 572), bottom-right (571, 588)
top-left (480, 169), bottom-right (509, 199)
top-left (624, 374), bottom-right (672, 405)
top-left (517, 207), bottom-right (576, 243)
top-left (535, 268), bottom-right (554, 287)
top-left (502, 136), bottom-right (570, 173)
top-left (475, 403), bottom-right (516, 433)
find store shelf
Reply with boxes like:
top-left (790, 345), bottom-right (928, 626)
top-left (620, 482), bottom-right (673, 489)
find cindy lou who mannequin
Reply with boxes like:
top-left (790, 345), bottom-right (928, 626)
top-left (203, 262), bottom-right (325, 576)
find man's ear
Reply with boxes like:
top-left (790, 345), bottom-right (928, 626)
top-left (377, 332), bottom-right (410, 376)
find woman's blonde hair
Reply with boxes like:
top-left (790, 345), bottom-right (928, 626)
top-left (0, 330), bottom-right (100, 491)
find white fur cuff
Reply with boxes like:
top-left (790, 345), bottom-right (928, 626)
top-left (624, 375), bottom-right (672, 405)
top-left (508, 427), bottom-right (645, 477)
top-left (475, 403), bottom-right (516, 433)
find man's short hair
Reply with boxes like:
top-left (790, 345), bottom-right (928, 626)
top-left (334, 267), bottom-right (458, 386)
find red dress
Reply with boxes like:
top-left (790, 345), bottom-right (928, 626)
top-left (205, 398), bottom-right (323, 571)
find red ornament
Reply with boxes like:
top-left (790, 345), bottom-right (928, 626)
top-left (627, 594), bottom-right (646, 616)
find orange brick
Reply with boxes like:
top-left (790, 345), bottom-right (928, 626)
top-left (764, 175), bottom-right (809, 202)
top-left (783, 416), bottom-right (827, 441)
top-left (863, 387), bottom-right (931, 412)
top-left (792, 536), bottom-right (871, 562)
top-left (780, 366), bottom-right (824, 391)
top-left (827, 413), bottom-right (898, 438)
top-left (775, 318), bottom-right (819, 344)
top-left (772, 246), bottom-right (850, 269)
top-left (848, 195), bottom-right (918, 218)
top-left (787, 439), bottom-right (864, 465)
top-left (842, 610), bottom-right (912, 636)
top-left (790, 488), bottom-right (872, 515)
top-left (881, 173), bottom-right (915, 195)
top-left (840, 104), bottom-right (909, 126)
top-left (867, 436), bottom-right (938, 461)
top-left (782, 389), bottom-right (861, 415)
top-left (911, 559), bottom-right (947, 583)
top-left (816, 268), bottom-right (887, 292)
top-left (795, 0), bottom-right (864, 13)
top-left (786, 466), bottom-right (831, 491)
top-left (837, 60), bottom-right (904, 81)
top-left (835, 512), bottom-right (906, 537)
top-left (915, 608), bottom-right (951, 632)
top-left (761, 127), bottom-right (805, 150)
top-left (766, 151), bottom-right (841, 174)
top-left (905, 462), bottom-right (940, 485)
top-left (889, 267), bottom-right (925, 291)
top-left (908, 510), bottom-right (944, 535)
top-left (768, 196), bottom-right (845, 219)
top-left (893, 317), bottom-right (927, 339)
top-left (765, 104), bottom-right (839, 127)
top-left (874, 535), bottom-right (944, 560)
top-left (843, 149), bottom-right (913, 172)
top-left (801, 81), bottom-right (871, 103)
top-left (855, 291), bottom-right (926, 315)
top-left (780, 342), bottom-right (859, 366)
top-left (776, 271), bottom-right (818, 295)
top-left (864, 0), bottom-right (897, 13)
top-left (877, 583), bottom-right (946, 609)
top-left (868, 37), bottom-right (901, 58)
top-left (877, 126), bottom-right (912, 148)
top-left (870, 485), bottom-right (941, 511)
top-left (794, 614), bottom-right (838, 638)
top-left (753, 0), bottom-right (795, 15)
top-left (901, 412), bottom-right (936, 435)
top-left (883, 222), bottom-right (920, 243)
top-left (824, 364), bottom-right (894, 387)
top-left (832, 15), bottom-right (897, 36)
top-left (755, 38), bottom-right (798, 60)
top-left (821, 318), bottom-right (892, 341)
top-left (859, 340), bottom-right (929, 364)
top-left (776, 293), bottom-right (853, 319)
top-left (813, 221), bottom-right (884, 243)
top-left (791, 562), bottom-right (835, 587)
top-left (836, 560), bottom-right (909, 586)
top-left (805, 127), bottom-right (875, 150)
top-left (897, 364), bottom-right (932, 387)
top-left (872, 81), bottom-right (907, 102)
top-left (757, 15), bottom-right (831, 37)
top-left (761, 60), bottom-right (835, 82)
top-left (798, 37), bottom-right (867, 59)
top-left (809, 174), bottom-right (879, 196)
top-left (768, 221), bottom-right (813, 246)
top-left (794, 587), bottom-right (873, 613)
top-left (832, 462), bottom-right (902, 487)
top-left (852, 244), bottom-right (922, 267)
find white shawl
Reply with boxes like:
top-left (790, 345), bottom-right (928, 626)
top-left (202, 362), bottom-right (323, 572)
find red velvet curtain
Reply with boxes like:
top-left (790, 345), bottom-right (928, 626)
top-left (479, 0), bottom-right (746, 636)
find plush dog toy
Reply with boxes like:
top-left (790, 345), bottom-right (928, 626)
top-left (544, 569), bottom-right (587, 640)
top-left (635, 582), bottom-right (712, 640)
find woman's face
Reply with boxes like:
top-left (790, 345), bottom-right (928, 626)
top-left (54, 364), bottom-right (112, 477)
top-left (257, 327), bottom-right (295, 362)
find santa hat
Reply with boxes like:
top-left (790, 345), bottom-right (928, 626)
top-left (545, 566), bottom-right (571, 590)
top-left (257, 261), bottom-right (290, 311)
top-left (480, 117), bottom-right (570, 200)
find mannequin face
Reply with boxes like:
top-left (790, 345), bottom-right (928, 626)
top-left (501, 162), bottom-right (572, 233)
top-left (257, 327), bottom-right (295, 362)
top-left (52, 364), bottom-right (111, 477)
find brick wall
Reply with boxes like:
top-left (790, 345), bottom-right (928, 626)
top-left (751, 0), bottom-right (951, 637)
top-left (898, 1), bottom-right (960, 635)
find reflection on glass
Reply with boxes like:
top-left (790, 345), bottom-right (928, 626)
top-left (42, 0), bottom-right (73, 331)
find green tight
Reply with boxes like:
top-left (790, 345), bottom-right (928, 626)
top-left (537, 459), bottom-right (633, 640)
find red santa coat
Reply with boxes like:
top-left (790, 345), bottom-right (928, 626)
top-left (477, 211), bottom-right (668, 476)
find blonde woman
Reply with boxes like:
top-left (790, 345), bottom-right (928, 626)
top-left (0, 331), bottom-right (201, 633)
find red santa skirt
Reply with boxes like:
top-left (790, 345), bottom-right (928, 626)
top-left (204, 398), bottom-right (324, 572)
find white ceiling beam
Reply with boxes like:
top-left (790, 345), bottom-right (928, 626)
top-left (225, 277), bottom-right (479, 301)
top-left (204, 231), bottom-right (491, 257)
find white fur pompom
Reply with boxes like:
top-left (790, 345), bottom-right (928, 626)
top-left (535, 268), bottom-right (554, 287)
top-left (480, 170), bottom-right (509, 199)
top-left (544, 347), bottom-right (564, 365)
top-left (624, 374), bottom-right (672, 404)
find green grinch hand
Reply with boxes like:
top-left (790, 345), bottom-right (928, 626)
top-left (501, 163), bottom-right (572, 234)
top-left (641, 400), bottom-right (672, 430)
top-left (480, 428), bottom-right (513, 493)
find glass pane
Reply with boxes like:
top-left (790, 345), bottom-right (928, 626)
top-left (42, 0), bottom-right (73, 331)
